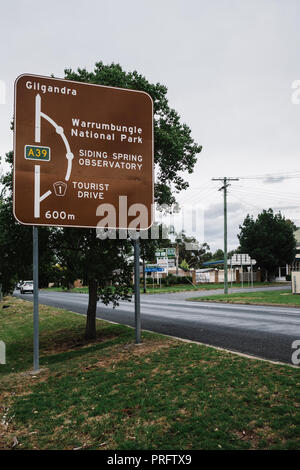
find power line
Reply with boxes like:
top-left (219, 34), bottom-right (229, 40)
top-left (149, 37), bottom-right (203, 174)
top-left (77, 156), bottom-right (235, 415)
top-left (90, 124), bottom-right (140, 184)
top-left (236, 169), bottom-right (300, 180)
top-left (178, 185), bottom-right (217, 205)
top-left (233, 186), bottom-right (300, 203)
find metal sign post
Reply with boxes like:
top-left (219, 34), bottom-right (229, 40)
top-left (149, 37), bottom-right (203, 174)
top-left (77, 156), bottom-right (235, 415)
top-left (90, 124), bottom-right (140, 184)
top-left (33, 226), bottom-right (39, 371)
top-left (133, 238), bottom-right (141, 344)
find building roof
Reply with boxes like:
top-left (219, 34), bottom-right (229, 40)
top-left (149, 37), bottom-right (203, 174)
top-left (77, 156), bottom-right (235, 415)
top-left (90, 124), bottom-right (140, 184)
top-left (196, 268), bottom-right (215, 273)
top-left (202, 260), bottom-right (224, 266)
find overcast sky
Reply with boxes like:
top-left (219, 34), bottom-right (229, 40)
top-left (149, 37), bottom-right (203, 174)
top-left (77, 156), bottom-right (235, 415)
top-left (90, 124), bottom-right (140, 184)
top-left (1, 0), bottom-right (300, 251)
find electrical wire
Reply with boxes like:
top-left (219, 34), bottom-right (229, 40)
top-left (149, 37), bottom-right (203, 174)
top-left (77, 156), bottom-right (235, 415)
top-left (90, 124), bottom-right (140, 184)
top-left (232, 186), bottom-right (300, 204)
top-left (236, 169), bottom-right (300, 180)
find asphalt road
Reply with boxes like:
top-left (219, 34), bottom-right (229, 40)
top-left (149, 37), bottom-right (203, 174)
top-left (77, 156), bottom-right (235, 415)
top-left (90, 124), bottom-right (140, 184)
top-left (14, 285), bottom-right (300, 365)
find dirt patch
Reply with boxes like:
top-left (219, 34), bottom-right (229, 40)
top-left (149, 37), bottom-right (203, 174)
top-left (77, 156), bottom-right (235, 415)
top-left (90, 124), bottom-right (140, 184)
top-left (141, 415), bottom-right (170, 430)
top-left (86, 340), bottom-right (174, 371)
top-left (178, 408), bottom-right (192, 417)
top-left (41, 331), bottom-right (118, 355)
top-left (233, 429), bottom-right (259, 447)
top-left (233, 423), bottom-right (282, 449)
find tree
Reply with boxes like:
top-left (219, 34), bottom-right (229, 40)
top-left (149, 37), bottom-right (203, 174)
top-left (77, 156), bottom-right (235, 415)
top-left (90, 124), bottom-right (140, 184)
top-left (175, 233), bottom-right (211, 269)
top-left (57, 62), bottom-right (202, 338)
top-left (0, 152), bottom-right (55, 294)
top-left (51, 228), bottom-right (132, 339)
top-left (238, 209), bottom-right (296, 281)
top-left (64, 62), bottom-right (202, 205)
top-left (1, 62), bottom-right (202, 340)
top-left (211, 249), bottom-right (224, 260)
top-left (180, 259), bottom-right (190, 271)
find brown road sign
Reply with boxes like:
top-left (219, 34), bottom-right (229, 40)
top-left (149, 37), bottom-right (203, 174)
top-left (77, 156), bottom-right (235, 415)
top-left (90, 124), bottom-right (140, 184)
top-left (13, 74), bottom-right (154, 229)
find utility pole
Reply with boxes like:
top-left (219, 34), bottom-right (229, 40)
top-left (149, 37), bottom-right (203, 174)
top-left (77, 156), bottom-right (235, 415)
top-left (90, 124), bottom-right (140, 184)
top-left (212, 177), bottom-right (239, 294)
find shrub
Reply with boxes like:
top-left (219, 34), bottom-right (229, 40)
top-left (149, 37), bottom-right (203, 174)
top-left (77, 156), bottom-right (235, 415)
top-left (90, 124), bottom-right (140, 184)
top-left (161, 274), bottom-right (193, 286)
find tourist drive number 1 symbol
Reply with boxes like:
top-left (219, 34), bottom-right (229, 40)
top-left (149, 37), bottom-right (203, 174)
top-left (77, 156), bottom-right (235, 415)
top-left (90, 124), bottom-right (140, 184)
top-left (31, 93), bottom-right (74, 218)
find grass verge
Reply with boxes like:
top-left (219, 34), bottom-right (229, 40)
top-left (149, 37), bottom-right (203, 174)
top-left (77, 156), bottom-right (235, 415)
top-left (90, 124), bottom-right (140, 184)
top-left (43, 282), bottom-right (287, 295)
top-left (0, 296), bottom-right (299, 450)
top-left (187, 289), bottom-right (300, 307)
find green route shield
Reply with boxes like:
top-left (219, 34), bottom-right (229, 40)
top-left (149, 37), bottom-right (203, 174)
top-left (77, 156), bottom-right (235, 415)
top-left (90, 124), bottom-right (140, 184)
top-left (25, 145), bottom-right (51, 162)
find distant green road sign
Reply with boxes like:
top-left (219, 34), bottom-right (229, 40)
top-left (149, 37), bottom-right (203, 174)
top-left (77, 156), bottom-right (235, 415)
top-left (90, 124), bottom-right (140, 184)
top-left (167, 248), bottom-right (176, 257)
top-left (155, 248), bottom-right (176, 258)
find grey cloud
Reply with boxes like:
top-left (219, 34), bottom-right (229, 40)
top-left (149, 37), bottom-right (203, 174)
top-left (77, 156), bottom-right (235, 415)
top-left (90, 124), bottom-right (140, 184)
top-left (205, 201), bottom-right (244, 220)
top-left (263, 176), bottom-right (287, 184)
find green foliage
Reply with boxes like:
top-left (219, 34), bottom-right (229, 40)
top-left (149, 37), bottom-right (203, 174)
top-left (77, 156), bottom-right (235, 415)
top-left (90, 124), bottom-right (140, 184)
top-left (161, 274), bottom-right (192, 286)
top-left (140, 277), bottom-right (155, 285)
top-left (212, 248), bottom-right (224, 260)
top-left (140, 225), bottom-right (168, 265)
top-left (60, 62), bottom-right (202, 336)
top-left (50, 227), bottom-right (133, 304)
top-left (180, 259), bottom-right (190, 271)
top-left (238, 209), bottom-right (296, 279)
top-left (1, 62), bottom-right (202, 336)
top-left (174, 232), bottom-right (211, 268)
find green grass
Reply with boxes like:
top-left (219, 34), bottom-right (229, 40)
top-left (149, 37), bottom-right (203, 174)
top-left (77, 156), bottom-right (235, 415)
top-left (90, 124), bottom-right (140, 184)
top-left (188, 289), bottom-right (300, 306)
top-left (43, 286), bottom-right (90, 293)
top-left (0, 297), bottom-right (299, 450)
top-left (141, 282), bottom-right (286, 294)
top-left (43, 282), bottom-right (286, 295)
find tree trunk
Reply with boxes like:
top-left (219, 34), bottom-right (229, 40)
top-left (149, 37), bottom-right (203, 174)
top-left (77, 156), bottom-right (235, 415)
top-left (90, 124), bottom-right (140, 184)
top-left (85, 278), bottom-right (98, 339)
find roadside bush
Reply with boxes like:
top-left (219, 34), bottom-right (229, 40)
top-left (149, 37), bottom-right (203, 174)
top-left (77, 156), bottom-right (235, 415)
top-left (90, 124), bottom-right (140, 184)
top-left (180, 276), bottom-right (193, 284)
top-left (161, 274), bottom-right (177, 286)
top-left (161, 274), bottom-right (193, 286)
top-left (141, 277), bottom-right (154, 285)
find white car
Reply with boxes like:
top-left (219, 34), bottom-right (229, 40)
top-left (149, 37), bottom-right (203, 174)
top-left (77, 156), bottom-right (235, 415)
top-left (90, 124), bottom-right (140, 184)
top-left (20, 281), bottom-right (34, 294)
